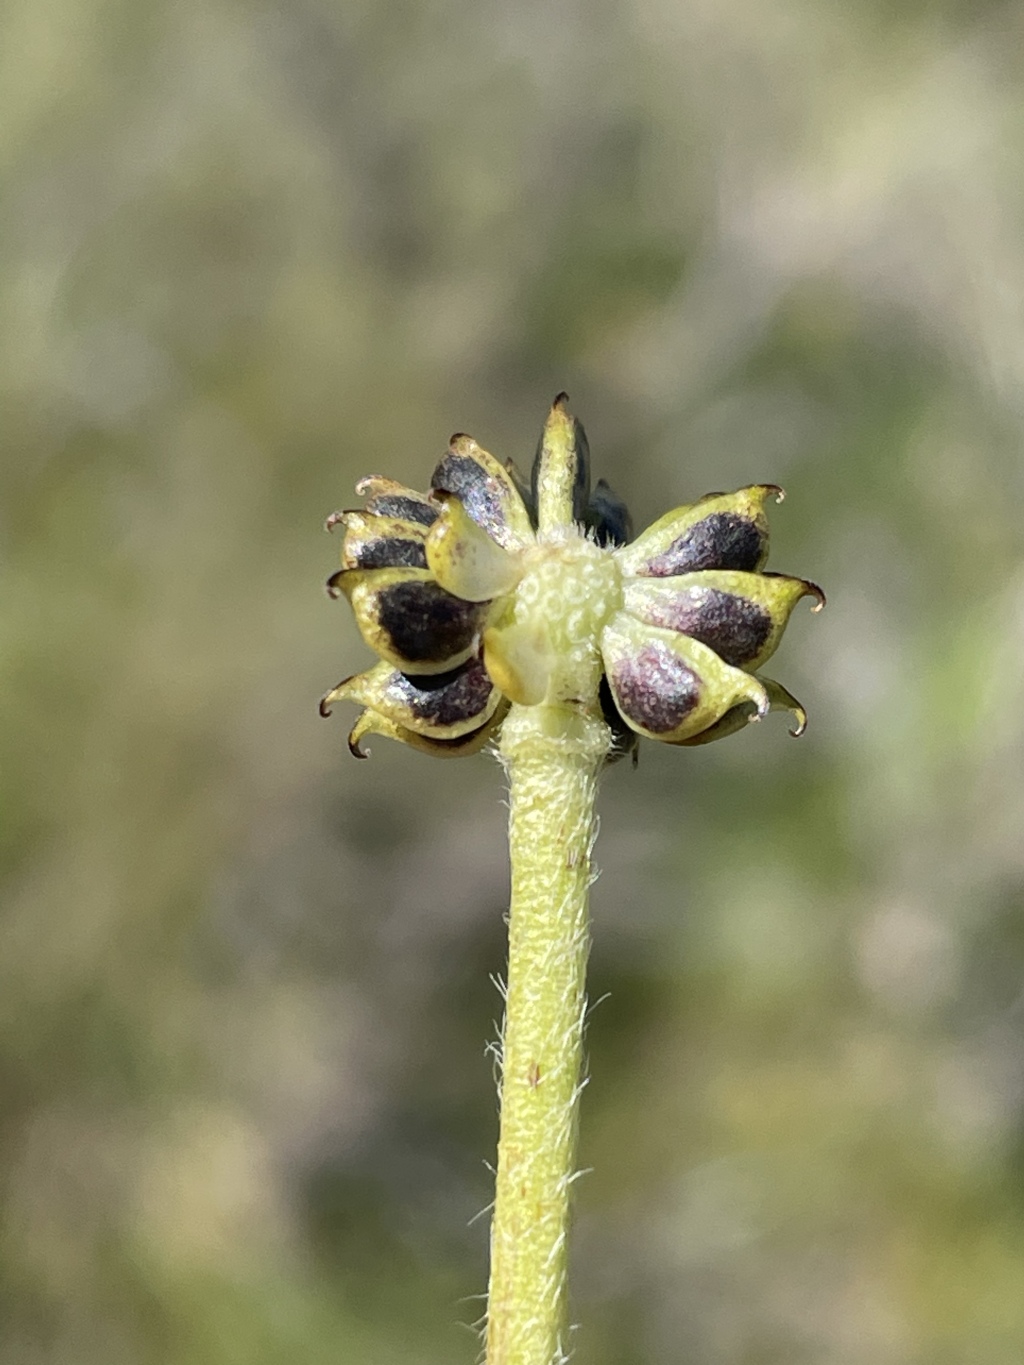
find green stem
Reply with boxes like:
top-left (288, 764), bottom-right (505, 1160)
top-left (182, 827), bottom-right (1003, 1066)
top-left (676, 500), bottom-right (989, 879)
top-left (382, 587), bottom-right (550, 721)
top-left (486, 702), bottom-right (610, 1365)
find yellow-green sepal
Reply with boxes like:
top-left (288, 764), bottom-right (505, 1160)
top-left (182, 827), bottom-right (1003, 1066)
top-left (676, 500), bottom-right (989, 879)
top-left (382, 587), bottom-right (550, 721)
top-left (426, 493), bottom-right (523, 602)
top-left (623, 570), bottom-right (824, 670)
top-left (614, 485), bottom-right (782, 578)
top-left (671, 677), bottom-right (808, 746)
top-left (482, 608), bottom-right (555, 706)
top-left (600, 611), bottom-right (769, 743)
top-left (327, 566), bottom-right (489, 675)
top-left (346, 699), bottom-right (510, 758)
top-left (319, 657), bottom-right (499, 739)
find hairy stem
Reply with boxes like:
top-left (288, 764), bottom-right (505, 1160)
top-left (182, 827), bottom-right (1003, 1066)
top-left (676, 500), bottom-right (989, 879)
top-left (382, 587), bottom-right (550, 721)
top-left (486, 703), bottom-right (610, 1365)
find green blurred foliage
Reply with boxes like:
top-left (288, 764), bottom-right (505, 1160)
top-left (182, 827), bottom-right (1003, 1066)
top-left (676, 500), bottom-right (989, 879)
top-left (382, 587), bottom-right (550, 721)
top-left (3, 0), bottom-right (1024, 1361)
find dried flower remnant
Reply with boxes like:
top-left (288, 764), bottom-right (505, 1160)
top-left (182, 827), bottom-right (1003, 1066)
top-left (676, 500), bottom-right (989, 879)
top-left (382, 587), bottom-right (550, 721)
top-left (320, 396), bottom-right (822, 756)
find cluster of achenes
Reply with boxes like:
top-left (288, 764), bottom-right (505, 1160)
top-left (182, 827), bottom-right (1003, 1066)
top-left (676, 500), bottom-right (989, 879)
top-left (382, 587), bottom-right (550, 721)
top-left (321, 397), bottom-right (822, 759)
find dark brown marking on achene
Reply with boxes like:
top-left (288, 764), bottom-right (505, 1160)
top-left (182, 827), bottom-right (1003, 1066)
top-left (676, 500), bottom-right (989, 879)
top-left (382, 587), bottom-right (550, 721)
top-left (611, 641), bottom-right (701, 734)
top-left (642, 512), bottom-right (764, 576)
top-left (352, 537), bottom-right (429, 570)
top-left (365, 494), bottom-right (438, 527)
top-left (586, 478), bottom-right (633, 547)
top-left (376, 579), bottom-right (486, 665)
top-left (598, 673), bottom-right (640, 765)
top-left (637, 587), bottom-right (771, 666)
top-left (387, 657), bottom-right (494, 727)
top-left (431, 451), bottom-right (508, 539)
top-left (527, 1061), bottom-right (541, 1088)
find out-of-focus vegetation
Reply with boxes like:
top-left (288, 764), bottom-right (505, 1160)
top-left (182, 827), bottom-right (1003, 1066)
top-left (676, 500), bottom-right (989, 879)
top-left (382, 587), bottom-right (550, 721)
top-left (3, 1), bottom-right (1024, 1361)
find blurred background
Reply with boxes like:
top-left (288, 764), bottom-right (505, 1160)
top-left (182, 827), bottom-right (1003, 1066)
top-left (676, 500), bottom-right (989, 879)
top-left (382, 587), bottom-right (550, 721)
top-left (3, 0), bottom-right (1024, 1361)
